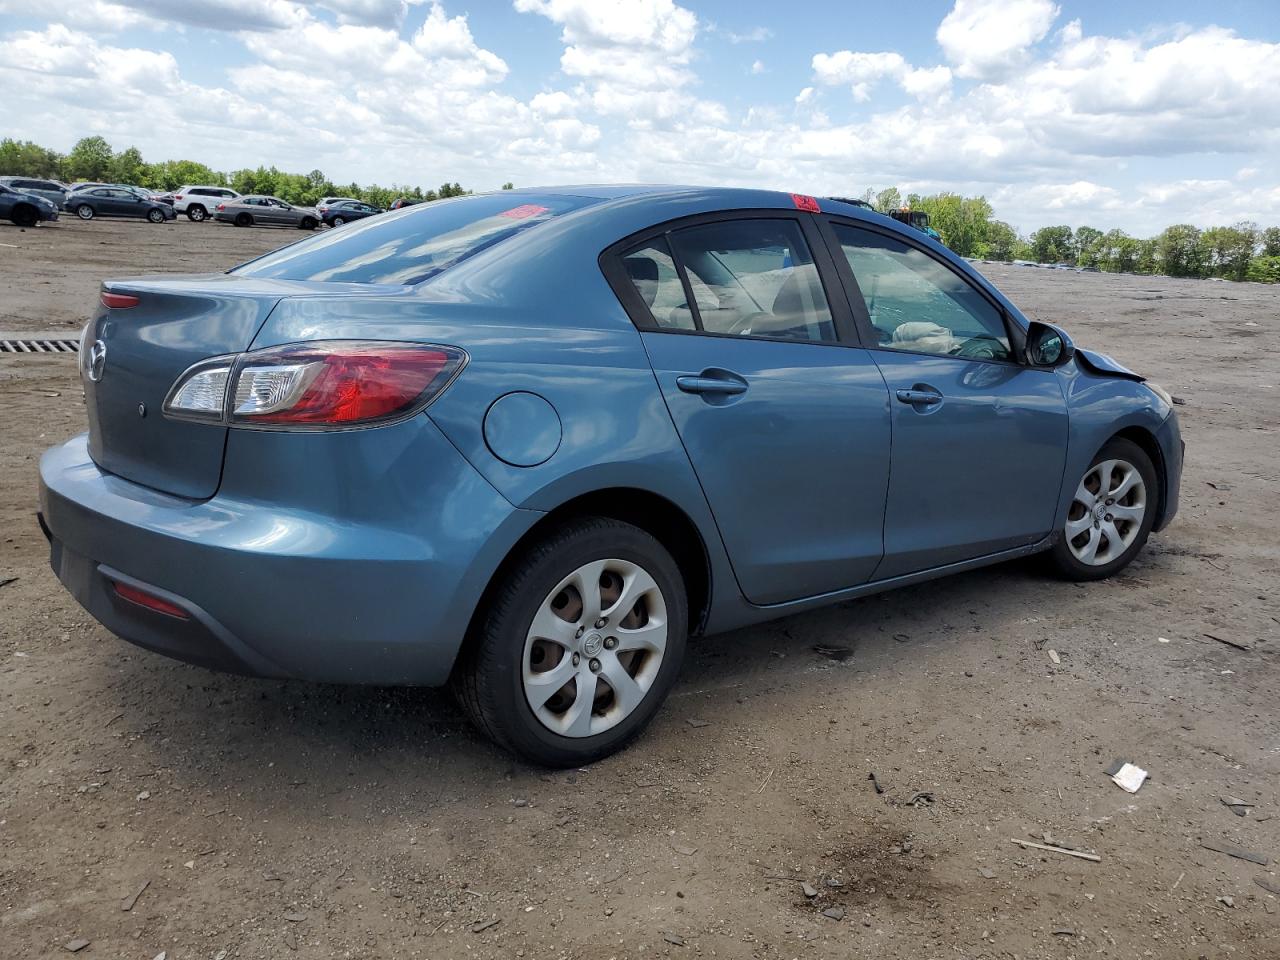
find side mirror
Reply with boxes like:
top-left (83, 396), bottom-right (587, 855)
top-left (1024, 320), bottom-right (1075, 368)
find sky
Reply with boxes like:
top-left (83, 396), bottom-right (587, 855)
top-left (1, 0), bottom-right (1277, 235)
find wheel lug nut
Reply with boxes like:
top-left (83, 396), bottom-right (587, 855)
top-left (589, 658), bottom-right (601, 673)
top-left (575, 627), bottom-right (584, 639)
top-left (572, 653), bottom-right (581, 666)
top-left (604, 637), bottom-right (617, 650)
top-left (1105, 514), bottom-right (1113, 522)
top-left (594, 618), bottom-right (606, 629)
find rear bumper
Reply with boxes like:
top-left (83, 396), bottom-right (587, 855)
top-left (39, 427), bottom-right (541, 685)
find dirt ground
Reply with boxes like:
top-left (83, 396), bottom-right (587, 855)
top-left (2, 217), bottom-right (1278, 960)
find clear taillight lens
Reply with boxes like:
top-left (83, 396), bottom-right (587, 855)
top-left (163, 341), bottom-right (465, 429)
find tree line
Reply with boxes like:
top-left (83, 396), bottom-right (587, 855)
top-left (0, 136), bottom-right (489, 209)
top-left (861, 187), bottom-right (1280, 283)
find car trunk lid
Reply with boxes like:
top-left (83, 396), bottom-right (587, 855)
top-left (82, 274), bottom-right (399, 499)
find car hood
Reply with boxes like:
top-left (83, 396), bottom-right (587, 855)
top-left (1076, 347), bottom-right (1144, 382)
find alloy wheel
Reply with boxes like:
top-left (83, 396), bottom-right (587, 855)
top-left (522, 558), bottom-right (668, 738)
top-left (1065, 458), bottom-right (1147, 566)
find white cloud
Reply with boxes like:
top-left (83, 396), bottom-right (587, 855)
top-left (726, 26), bottom-right (771, 44)
top-left (936, 0), bottom-right (1060, 80)
top-left (750, 59), bottom-right (765, 75)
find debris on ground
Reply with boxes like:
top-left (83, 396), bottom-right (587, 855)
top-left (801, 882), bottom-right (818, 898)
top-left (867, 772), bottom-right (883, 795)
top-left (1204, 632), bottom-right (1252, 652)
top-left (1104, 759), bottom-right (1148, 793)
top-left (812, 644), bottom-right (853, 662)
top-left (661, 932), bottom-right (685, 946)
top-left (1255, 877), bottom-right (1280, 895)
top-left (1200, 839), bottom-right (1270, 866)
top-left (978, 867), bottom-right (997, 879)
top-left (671, 842), bottom-right (697, 856)
top-left (470, 919), bottom-right (500, 933)
top-left (1052, 927), bottom-right (1075, 936)
top-left (1047, 649), bottom-right (1061, 665)
top-left (283, 912), bottom-right (306, 923)
top-left (121, 879), bottom-right (150, 912)
top-left (821, 907), bottom-right (845, 920)
top-left (685, 718), bottom-right (711, 728)
top-left (907, 791), bottom-right (934, 807)
top-left (1010, 838), bottom-right (1101, 862)
top-left (64, 940), bottom-right (90, 953)
top-left (1217, 896), bottom-right (1235, 908)
top-left (0, 576), bottom-right (17, 589)
top-left (1221, 797), bottom-right (1254, 817)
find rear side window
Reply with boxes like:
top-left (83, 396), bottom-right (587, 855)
top-left (619, 238), bottom-right (696, 330)
top-left (234, 194), bottom-right (596, 285)
top-left (667, 219), bottom-right (836, 342)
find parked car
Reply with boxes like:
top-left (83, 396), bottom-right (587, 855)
top-left (173, 185), bottom-right (240, 222)
top-left (320, 199), bottom-right (383, 226)
top-left (214, 195), bottom-right (319, 229)
top-left (38, 186), bottom-right (1183, 766)
top-left (64, 187), bottom-right (177, 223)
top-left (0, 176), bottom-right (69, 208)
top-left (317, 196), bottom-right (360, 209)
top-left (0, 182), bottom-right (60, 226)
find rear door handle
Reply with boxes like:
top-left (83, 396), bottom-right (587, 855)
top-left (895, 386), bottom-right (943, 406)
top-left (676, 372), bottom-right (748, 396)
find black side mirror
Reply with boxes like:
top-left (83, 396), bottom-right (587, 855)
top-left (1024, 320), bottom-right (1075, 368)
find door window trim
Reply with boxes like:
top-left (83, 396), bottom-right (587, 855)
top-left (816, 215), bottom-right (1029, 365)
top-left (599, 209), bottom-right (863, 348)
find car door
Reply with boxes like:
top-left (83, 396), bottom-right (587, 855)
top-left (822, 219), bottom-right (1069, 579)
top-left (605, 212), bottom-right (892, 605)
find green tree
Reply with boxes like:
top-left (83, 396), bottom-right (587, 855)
top-left (501, 181), bottom-right (514, 190)
top-left (874, 186), bottom-right (901, 214)
top-left (1156, 224), bottom-right (1204, 277)
top-left (1074, 226), bottom-right (1104, 269)
top-left (1246, 256), bottom-right (1280, 283)
top-left (1200, 221), bottom-right (1257, 280)
top-left (1098, 229), bottom-right (1139, 273)
top-left (0, 138), bottom-right (64, 178)
top-left (1262, 227), bottom-right (1280, 258)
top-left (978, 219), bottom-right (1018, 261)
top-left (109, 145), bottom-right (146, 185)
top-left (1135, 238), bottom-right (1159, 274)
top-left (64, 136), bottom-right (115, 182)
top-left (1028, 225), bottom-right (1075, 264)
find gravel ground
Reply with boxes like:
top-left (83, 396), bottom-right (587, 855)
top-left (1, 217), bottom-right (1278, 959)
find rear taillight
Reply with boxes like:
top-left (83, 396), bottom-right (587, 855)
top-left (163, 341), bottom-right (465, 429)
top-left (174, 194), bottom-right (184, 200)
top-left (216, 203), bottom-right (225, 210)
top-left (101, 291), bottom-right (139, 309)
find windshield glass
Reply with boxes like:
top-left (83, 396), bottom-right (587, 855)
top-left (232, 193), bottom-right (595, 285)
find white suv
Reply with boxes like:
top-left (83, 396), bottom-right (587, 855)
top-left (173, 186), bottom-right (241, 222)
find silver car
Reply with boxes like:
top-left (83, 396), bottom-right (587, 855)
top-left (213, 195), bottom-right (319, 230)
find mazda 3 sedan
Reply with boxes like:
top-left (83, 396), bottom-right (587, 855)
top-left (39, 186), bottom-right (1183, 766)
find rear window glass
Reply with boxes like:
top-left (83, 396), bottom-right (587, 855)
top-left (233, 194), bottom-right (594, 285)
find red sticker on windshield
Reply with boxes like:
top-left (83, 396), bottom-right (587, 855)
top-left (499, 204), bottom-right (550, 219)
top-left (791, 194), bottom-right (820, 213)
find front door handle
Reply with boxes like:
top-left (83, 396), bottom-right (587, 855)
top-left (895, 385), bottom-right (943, 406)
top-left (676, 371), bottom-right (748, 397)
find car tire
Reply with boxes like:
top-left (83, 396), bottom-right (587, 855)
top-left (452, 517), bottom-right (688, 767)
top-left (234, 213), bottom-right (252, 227)
top-left (10, 204), bottom-right (38, 228)
top-left (187, 205), bottom-right (207, 222)
top-left (147, 208), bottom-right (165, 223)
top-left (1047, 437), bottom-right (1158, 581)
top-left (331, 216), bottom-right (345, 227)
top-left (74, 204), bottom-right (94, 221)
top-left (299, 217), bottom-right (317, 230)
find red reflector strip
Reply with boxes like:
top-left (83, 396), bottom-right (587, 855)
top-left (112, 581), bottom-right (190, 620)
top-left (790, 194), bottom-right (820, 213)
top-left (101, 292), bottom-right (140, 309)
top-left (498, 204), bottom-right (550, 219)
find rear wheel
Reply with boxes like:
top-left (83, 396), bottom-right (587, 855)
top-left (234, 213), bottom-right (252, 227)
top-left (147, 208), bottom-right (165, 223)
top-left (452, 517), bottom-right (687, 766)
top-left (10, 204), bottom-right (38, 227)
top-left (187, 205), bottom-right (207, 222)
top-left (1047, 437), bottom-right (1157, 580)
top-left (331, 215), bottom-right (346, 227)
top-left (74, 204), bottom-right (94, 220)
top-left (299, 216), bottom-right (317, 230)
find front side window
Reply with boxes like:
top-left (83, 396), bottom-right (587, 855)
top-left (833, 223), bottom-right (1010, 361)
top-left (663, 219), bottom-right (835, 342)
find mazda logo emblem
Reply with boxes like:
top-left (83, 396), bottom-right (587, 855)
top-left (88, 340), bottom-right (108, 382)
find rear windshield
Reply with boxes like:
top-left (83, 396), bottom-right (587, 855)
top-left (232, 193), bottom-right (595, 285)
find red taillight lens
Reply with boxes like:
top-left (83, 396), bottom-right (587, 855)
top-left (216, 203), bottom-right (225, 210)
top-left (219, 341), bottom-right (464, 428)
top-left (112, 581), bottom-right (190, 619)
top-left (101, 291), bottom-right (139, 309)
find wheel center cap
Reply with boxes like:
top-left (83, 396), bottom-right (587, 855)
top-left (582, 633), bottom-right (604, 657)
top-left (1093, 502), bottom-right (1108, 521)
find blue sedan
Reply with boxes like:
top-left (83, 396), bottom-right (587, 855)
top-left (39, 187), bottom-right (1182, 765)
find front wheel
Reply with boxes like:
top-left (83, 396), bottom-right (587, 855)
top-left (10, 204), bottom-right (38, 227)
top-left (1047, 437), bottom-right (1158, 580)
top-left (299, 217), bottom-right (316, 230)
top-left (74, 204), bottom-right (94, 220)
top-left (187, 205), bottom-right (207, 222)
top-left (147, 208), bottom-right (165, 223)
top-left (452, 517), bottom-right (688, 766)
